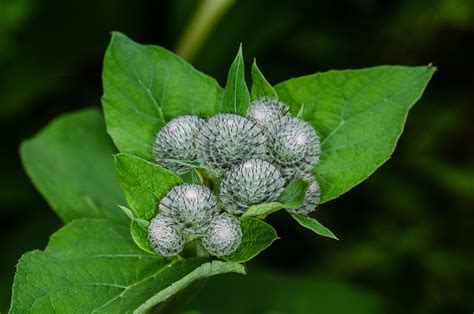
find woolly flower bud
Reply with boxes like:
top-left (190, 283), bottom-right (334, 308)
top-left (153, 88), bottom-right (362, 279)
top-left (148, 215), bottom-right (185, 257)
top-left (268, 116), bottom-right (320, 180)
top-left (159, 184), bottom-right (218, 234)
top-left (196, 114), bottom-right (266, 176)
top-left (220, 159), bottom-right (285, 214)
top-left (286, 174), bottom-right (321, 215)
top-left (202, 214), bottom-right (242, 257)
top-left (246, 97), bottom-right (289, 131)
top-left (153, 115), bottom-right (205, 174)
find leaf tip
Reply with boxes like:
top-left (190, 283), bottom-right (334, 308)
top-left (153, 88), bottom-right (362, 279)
top-left (118, 205), bottom-right (134, 220)
top-left (332, 234), bottom-right (340, 241)
top-left (427, 62), bottom-right (437, 71)
top-left (110, 31), bottom-right (127, 40)
top-left (109, 31), bottom-right (124, 45)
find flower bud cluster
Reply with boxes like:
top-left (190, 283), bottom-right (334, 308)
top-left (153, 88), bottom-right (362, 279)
top-left (149, 184), bottom-right (242, 257)
top-left (149, 96), bottom-right (322, 257)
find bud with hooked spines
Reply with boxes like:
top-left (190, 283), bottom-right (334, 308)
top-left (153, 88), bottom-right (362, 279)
top-left (220, 159), bottom-right (286, 214)
top-left (195, 114), bottom-right (266, 176)
top-left (246, 96), bottom-right (289, 131)
top-left (267, 116), bottom-right (320, 181)
top-left (148, 215), bottom-right (185, 257)
top-left (202, 213), bottom-right (242, 257)
top-left (153, 115), bottom-right (205, 174)
top-left (159, 184), bottom-right (219, 234)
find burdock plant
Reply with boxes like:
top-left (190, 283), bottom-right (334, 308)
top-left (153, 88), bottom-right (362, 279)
top-left (148, 216), bottom-right (185, 257)
top-left (220, 159), bottom-right (286, 214)
top-left (11, 32), bottom-right (435, 313)
top-left (196, 113), bottom-right (266, 176)
top-left (268, 116), bottom-right (321, 181)
top-left (158, 184), bottom-right (218, 233)
top-left (246, 96), bottom-right (290, 130)
top-left (202, 214), bottom-right (243, 257)
top-left (153, 115), bottom-right (205, 174)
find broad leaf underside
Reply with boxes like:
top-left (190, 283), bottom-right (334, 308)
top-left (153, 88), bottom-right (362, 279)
top-left (10, 219), bottom-right (244, 313)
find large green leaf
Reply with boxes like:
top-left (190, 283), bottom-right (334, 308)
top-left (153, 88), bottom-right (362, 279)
top-left (221, 45), bottom-right (250, 115)
top-left (114, 153), bottom-right (183, 220)
top-left (10, 219), bottom-right (245, 313)
top-left (223, 218), bottom-right (278, 263)
top-left (102, 32), bottom-right (224, 160)
top-left (20, 108), bottom-right (126, 224)
top-left (275, 66), bottom-right (435, 203)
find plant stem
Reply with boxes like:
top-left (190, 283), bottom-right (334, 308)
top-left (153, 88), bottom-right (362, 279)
top-left (175, 0), bottom-right (235, 61)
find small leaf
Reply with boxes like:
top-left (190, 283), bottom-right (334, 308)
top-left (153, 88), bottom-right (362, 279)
top-left (130, 218), bottom-right (154, 254)
top-left (291, 214), bottom-right (338, 240)
top-left (102, 32), bottom-right (223, 160)
top-left (243, 202), bottom-right (286, 218)
top-left (251, 59), bottom-right (277, 100)
top-left (221, 44), bottom-right (250, 115)
top-left (223, 217), bottom-right (278, 263)
top-left (10, 219), bottom-right (244, 313)
top-left (118, 205), bottom-right (135, 220)
top-left (20, 108), bottom-right (127, 224)
top-left (115, 153), bottom-right (183, 220)
top-left (242, 178), bottom-right (310, 217)
top-left (275, 66), bottom-right (435, 203)
top-left (277, 178), bottom-right (310, 208)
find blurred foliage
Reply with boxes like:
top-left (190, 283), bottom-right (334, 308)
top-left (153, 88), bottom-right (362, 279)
top-left (185, 269), bottom-right (384, 313)
top-left (0, 0), bottom-right (472, 313)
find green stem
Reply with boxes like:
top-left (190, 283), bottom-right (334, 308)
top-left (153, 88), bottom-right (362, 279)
top-left (175, 0), bottom-right (235, 61)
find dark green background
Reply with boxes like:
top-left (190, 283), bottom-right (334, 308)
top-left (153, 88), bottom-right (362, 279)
top-left (0, 0), bottom-right (472, 313)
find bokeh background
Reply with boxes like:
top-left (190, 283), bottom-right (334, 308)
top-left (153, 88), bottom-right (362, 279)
top-left (1, 0), bottom-right (473, 313)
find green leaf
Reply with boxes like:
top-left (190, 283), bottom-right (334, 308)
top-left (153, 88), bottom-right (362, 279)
top-left (223, 217), bottom-right (278, 263)
top-left (243, 202), bottom-right (286, 218)
top-left (130, 218), bottom-right (154, 254)
top-left (242, 178), bottom-right (310, 217)
top-left (275, 66), bottom-right (435, 203)
top-left (118, 204), bottom-right (135, 220)
top-left (291, 214), bottom-right (338, 240)
top-left (221, 44), bottom-right (250, 115)
top-left (20, 108), bottom-right (126, 224)
top-left (102, 32), bottom-right (223, 160)
top-left (114, 153), bottom-right (183, 220)
top-left (277, 178), bottom-right (310, 208)
top-left (251, 59), bottom-right (277, 100)
top-left (10, 219), bottom-right (245, 313)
